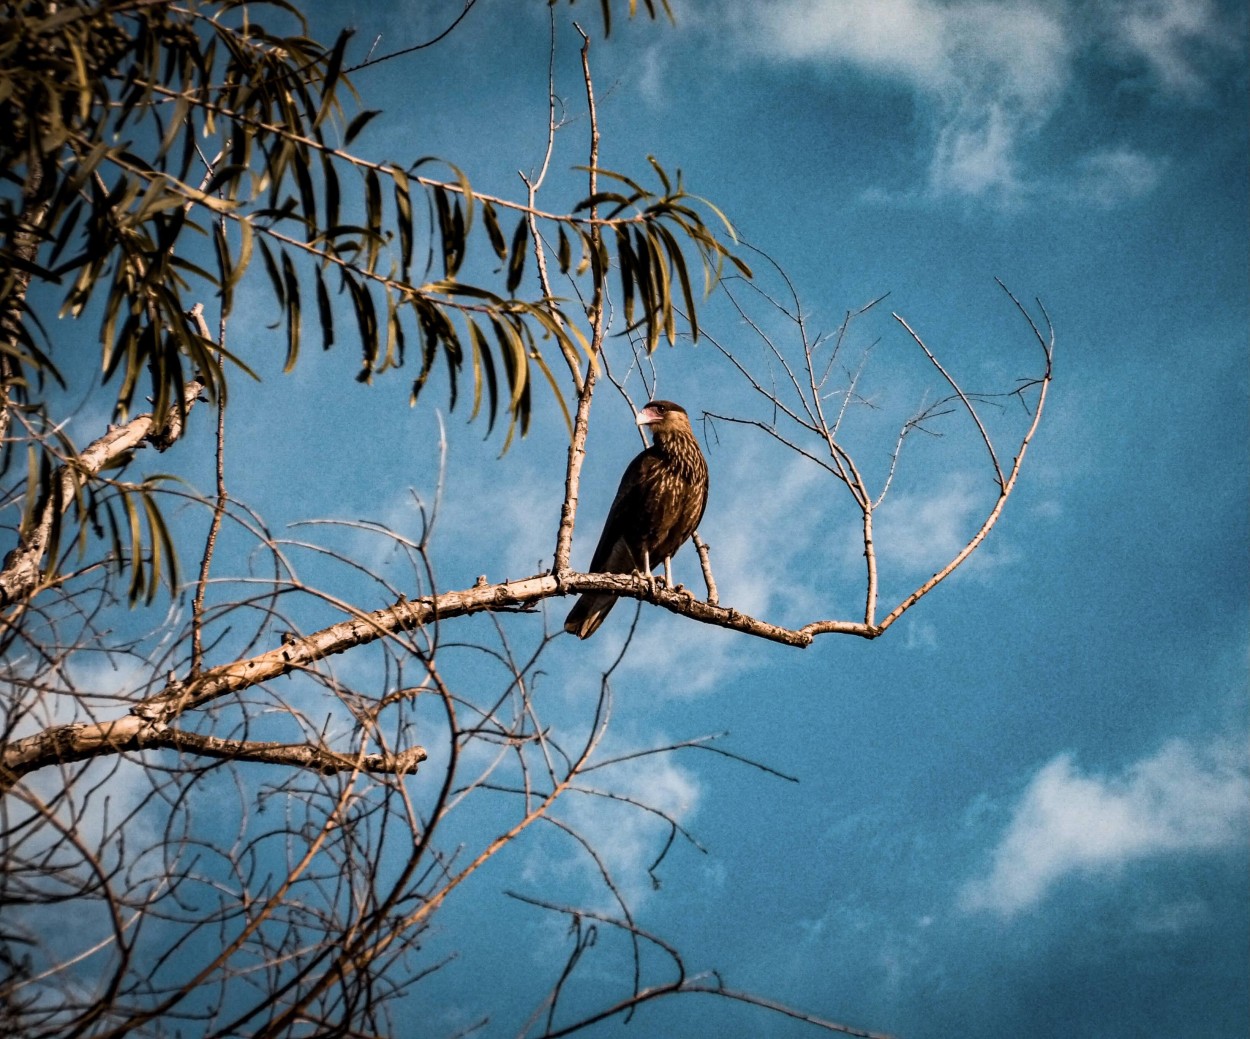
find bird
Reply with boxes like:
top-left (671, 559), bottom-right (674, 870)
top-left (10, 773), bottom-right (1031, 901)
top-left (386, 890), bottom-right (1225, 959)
top-left (564, 400), bottom-right (709, 639)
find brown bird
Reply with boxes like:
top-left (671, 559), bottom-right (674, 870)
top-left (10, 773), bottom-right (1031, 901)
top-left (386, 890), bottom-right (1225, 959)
top-left (564, 400), bottom-right (709, 639)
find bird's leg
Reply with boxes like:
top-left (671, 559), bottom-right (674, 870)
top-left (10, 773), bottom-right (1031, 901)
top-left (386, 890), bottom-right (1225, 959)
top-left (662, 556), bottom-right (673, 589)
top-left (643, 548), bottom-right (657, 598)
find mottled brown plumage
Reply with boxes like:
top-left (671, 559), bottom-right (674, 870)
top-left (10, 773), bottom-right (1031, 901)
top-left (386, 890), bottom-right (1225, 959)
top-left (564, 400), bottom-right (709, 639)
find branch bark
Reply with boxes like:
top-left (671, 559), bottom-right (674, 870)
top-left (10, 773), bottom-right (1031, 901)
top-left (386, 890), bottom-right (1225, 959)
top-left (0, 724), bottom-right (425, 780)
top-left (0, 568), bottom-right (878, 788)
top-left (0, 374), bottom-right (206, 611)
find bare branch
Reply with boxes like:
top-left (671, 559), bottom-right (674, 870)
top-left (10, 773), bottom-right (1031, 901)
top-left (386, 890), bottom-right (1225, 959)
top-left (876, 295), bottom-right (1054, 633)
top-left (692, 532), bottom-right (719, 606)
top-left (552, 25), bottom-right (606, 576)
top-left (894, 312), bottom-right (1005, 487)
top-left (0, 375), bottom-right (206, 612)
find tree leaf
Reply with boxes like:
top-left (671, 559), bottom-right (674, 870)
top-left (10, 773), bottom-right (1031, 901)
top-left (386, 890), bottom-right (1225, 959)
top-left (483, 201), bottom-right (507, 260)
top-left (344, 109), bottom-right (382, 145)
top-left (506, 217), bottom-right (528, 294)
top-left (281, 251), bottom-right (301, 372)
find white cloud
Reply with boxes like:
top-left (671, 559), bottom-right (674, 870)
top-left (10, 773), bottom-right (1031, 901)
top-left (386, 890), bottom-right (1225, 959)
top-left (873, 472), bottom-right (1015, 579)
top-left (547, 752), bottom-right (703, 909)
top-left (928, 101), bottom-right (1023, 199)
top-left (960, 737), bottom-right (1250, 916)
top-left (1069, 147), bottom-right (1164, 207)
top-left (1108, 0), bottom-right (1240, 98)
top-left (748, 0), bottom-right (951, 85)
top-left (738, 0), bottom-right (1071, 199)
top-left (727, 0), bottom-right (1240, 203)
top-left (702, 444), bottom-right (831, 618)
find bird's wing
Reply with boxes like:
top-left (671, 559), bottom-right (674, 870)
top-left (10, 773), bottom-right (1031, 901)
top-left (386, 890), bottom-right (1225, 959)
top-left (585, 450), bottom-right (660, 573)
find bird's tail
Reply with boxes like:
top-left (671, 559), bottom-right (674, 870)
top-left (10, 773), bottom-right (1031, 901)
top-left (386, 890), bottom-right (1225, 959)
top-left (563, 592), bottom-right (617, 639)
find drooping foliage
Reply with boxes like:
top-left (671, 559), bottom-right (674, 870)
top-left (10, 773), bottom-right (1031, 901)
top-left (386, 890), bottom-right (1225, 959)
top-left (0, 0), bottom-right (746, 605)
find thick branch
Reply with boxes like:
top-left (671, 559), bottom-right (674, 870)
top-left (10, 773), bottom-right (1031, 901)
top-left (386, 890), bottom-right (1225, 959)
top-left (0, 724), bottom-right (425, 784)
top-left (0, 374), bottom-right (206, 610)
top-left (0, 156), bottom-right (49, 446)
top-left (0, 570), bottom-right (877, 787)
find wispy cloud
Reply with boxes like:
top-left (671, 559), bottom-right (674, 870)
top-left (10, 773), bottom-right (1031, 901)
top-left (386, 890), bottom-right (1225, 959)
top-left (736, 0), bottom-right (1070, 199)
top-left (872, 471), bottom-right (1018, 584)
top-left (960, 737), bottom-right (1249, 916)
top-left (1067, 147), bottom-right (1165, 208)
top-left (725, 0), bottom-right (1241, 203)
top-left (540, 751), bottom-right (703, 909)
top-left (1107, 0), bottom-right (1241, 98)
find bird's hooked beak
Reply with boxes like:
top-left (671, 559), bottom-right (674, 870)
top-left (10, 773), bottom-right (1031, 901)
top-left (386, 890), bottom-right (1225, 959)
top-left (636, 404), bottom-right (661, 427)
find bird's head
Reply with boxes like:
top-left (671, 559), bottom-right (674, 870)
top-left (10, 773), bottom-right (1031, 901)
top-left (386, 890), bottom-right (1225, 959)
top-left (636, 400), bottom-right (691, 435)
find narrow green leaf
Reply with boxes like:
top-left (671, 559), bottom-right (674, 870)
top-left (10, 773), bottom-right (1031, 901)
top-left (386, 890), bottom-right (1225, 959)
top-left (385, 297), bottom-right (402, 379)
top-left (236, 219), bottom-right (255, 286)
top-left (364, 168), bottom-right (382, 271)
top-left (452, 198), bottom-right (465, 273)
top-left (124, 490), bottom-right (144, 605)
top-left (576, 228), bottom-right (594, 277)
top-left (213, 221), bottom-right (233, 316)
top-left (483, 201), bottom-right (507, 260)
top-left (281, 251), bottom-right (300, 371)
top-left (433, 187), bottom-right (463, 277)
top-left (616, 227), bottom-right (636, 327)
top-left (446, 161), bottom-right (475, 234)
top-left (393, 166), bottom-right (413, 273)
top-left (344, 109), bottom-right (381, 145)
top-left (656, 224), bottom-right (698, 342)
top-left (257, 237), bottom-right (286, 311)
top-left (292, 148), bottom-right (318, 233)
top-left (323, 152), bottom-right (340, 231)
top-left (647, 154), bottom-right (673, 195)
top-left (492, 316), bottom-right (528, 412)
top-left (348, 277), bottom-right (378, 380)
top-left (467, 318), bottom-right (498, 431)
top-left (315, 267), bottom-right (334, 351)
top-left (506, 217), bottom-right (528, 294)
top-left (314, 30), bottom-right (349, 128)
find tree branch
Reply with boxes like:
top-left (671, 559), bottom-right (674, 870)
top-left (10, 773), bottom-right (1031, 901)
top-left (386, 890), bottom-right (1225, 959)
top-left (552, 24), bottom-right (605, 576)
top-left (0, 373), bottom-right (206, 612)
top-left (0, 568), bottom-right (880, 787)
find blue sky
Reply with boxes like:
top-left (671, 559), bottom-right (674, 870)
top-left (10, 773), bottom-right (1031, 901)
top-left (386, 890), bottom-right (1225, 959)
top-left (247, 1), bottom-right (1247, 1035)
top-left (301, 3), bottom-right (1246, 1036)
top-left (33, 0), bottom-right (1245, 1036)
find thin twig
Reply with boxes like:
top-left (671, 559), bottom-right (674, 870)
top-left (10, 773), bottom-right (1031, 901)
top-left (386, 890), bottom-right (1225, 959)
top-left (552, 24), bottom-right (604, 576)
top-left (189, 305), bottom-right (227, 678)
top-left (692, 532), bottom-right (718, 606)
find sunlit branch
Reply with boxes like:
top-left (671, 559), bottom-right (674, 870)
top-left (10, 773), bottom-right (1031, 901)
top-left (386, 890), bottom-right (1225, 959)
top-left (0, 374), bottom-right (206, 613)
top-left (894, 312), bottom-right (1005, 488)
top-left (692, 532), bottom-right (719, 605)
top-left (553, 24), bottom-right (606, 576)
top-left (522, 6), bottom-right (584, 392)
top-left (876, 293), bottom-right (1053, 633)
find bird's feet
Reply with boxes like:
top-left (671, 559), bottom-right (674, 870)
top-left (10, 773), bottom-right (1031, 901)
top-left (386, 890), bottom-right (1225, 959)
top-left (672, 583), bottom-right (697, 604)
